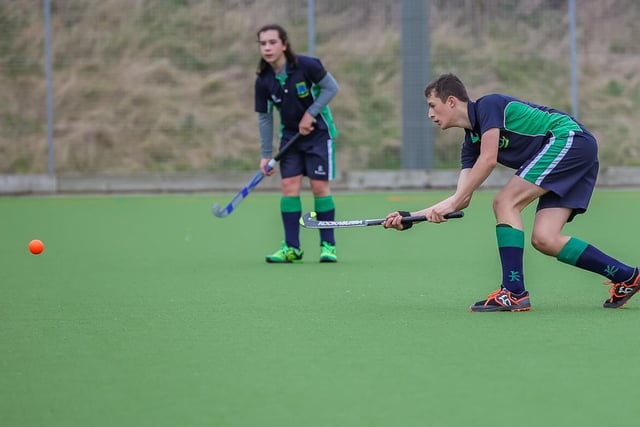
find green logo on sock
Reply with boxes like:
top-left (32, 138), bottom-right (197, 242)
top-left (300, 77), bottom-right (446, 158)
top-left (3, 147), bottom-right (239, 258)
top-left (604, 265), bottom-right (619, 278)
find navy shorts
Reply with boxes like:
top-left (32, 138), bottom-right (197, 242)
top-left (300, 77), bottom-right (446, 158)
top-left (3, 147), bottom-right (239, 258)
top-left (278, 131), bottom-right (336, 181)
top-left (516, 130), bottom-right (599, 222)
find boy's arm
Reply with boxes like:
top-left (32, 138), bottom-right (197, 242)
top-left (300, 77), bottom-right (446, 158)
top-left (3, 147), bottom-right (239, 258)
top-left (387, 128), bottom-right (500, 227)
top-left (446, 127), bottom-right (500, 210)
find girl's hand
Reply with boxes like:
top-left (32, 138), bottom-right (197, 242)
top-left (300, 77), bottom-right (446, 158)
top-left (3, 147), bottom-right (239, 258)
top-left (299, 112), bottom-right (315, 135)
top-left (260, 158), bottom-right (274, 176)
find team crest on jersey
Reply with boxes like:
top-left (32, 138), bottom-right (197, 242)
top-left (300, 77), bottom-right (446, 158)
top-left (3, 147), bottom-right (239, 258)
top-left (499, 135), bottom-right (510, 148)
top-left (470, 132), bottom-right (510, 149)
top-left (295, 82), bottom-right (309, 98)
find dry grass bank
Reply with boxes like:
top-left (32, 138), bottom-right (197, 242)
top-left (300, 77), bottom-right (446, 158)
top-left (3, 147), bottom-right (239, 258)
top-left (1, 0), bottom-right (639, 174)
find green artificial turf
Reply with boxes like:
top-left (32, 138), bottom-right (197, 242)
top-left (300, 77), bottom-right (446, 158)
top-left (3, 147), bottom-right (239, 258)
top-left (1, 190), bottom-right (639, 426)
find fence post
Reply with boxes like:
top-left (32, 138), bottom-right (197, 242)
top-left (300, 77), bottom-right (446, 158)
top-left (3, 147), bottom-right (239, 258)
top-left (569, 0), bottom-right (578, 119)
top-left (307, 0), bottom-right (315, 56)
top-left (44, 0), bottom-right (54, 174)
top-left (401, 0), bottom-right (433, 170)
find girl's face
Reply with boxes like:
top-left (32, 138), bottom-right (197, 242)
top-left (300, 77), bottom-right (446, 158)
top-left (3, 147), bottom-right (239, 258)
top-left (258, 29), bottom-right (287, 69)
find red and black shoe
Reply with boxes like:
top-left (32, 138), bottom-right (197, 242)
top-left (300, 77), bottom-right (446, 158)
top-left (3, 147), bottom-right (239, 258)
top-left (603, 270), bottom-right (640, 309)
top-left (470, 287), bottom-right (531, 312)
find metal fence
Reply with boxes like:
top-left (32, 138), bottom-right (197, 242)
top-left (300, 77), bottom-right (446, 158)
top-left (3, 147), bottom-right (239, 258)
top-left (1, 0), bottom-right (639, 176)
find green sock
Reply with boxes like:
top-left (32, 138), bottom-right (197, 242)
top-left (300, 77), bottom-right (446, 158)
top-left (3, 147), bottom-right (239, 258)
top-left (557, 237), bottom-right (636, 282)
top-left (496, 224), bottom-right (525, 294)
top-left (281, 196), bottom-right (302, 249)
top-left (314, 195), bottom-right (335, 245)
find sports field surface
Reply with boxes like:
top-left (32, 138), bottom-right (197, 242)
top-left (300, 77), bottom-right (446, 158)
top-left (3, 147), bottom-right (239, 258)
top-left (2, 189), bottom-right (639, 426)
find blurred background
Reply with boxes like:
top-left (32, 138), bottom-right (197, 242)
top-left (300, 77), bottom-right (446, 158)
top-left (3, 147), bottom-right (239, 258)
top-left (1, 0), bottom-right (639, 178)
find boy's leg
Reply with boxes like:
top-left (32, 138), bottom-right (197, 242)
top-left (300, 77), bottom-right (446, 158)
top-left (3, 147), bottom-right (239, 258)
top-left (556, 237), bottom-right (637, 283)
top-left (496, 224), bottom-right (525, 294)
top-left (557, 237), bottom-right (639, 308)
top-left (533, 207), bottom-right (639, 308)
top-left (469, 225), bottom-right (531, 312)
top-left (470, 177), bottom-right (542, 312)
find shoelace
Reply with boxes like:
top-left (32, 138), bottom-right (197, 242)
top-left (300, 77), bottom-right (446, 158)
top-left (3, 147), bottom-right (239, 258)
top-left (603, 281), bottom-right (616, 300)
top-left (603, 269), bottom-right (640, 295)
top-left (486, 288), bottom-right (507, 301)
top-left (488, 287), bottom-right (530, 304)
top-left (487, 289), bottom-right (502, 297)
top-left (279, 243), bottom-right (293, 256)
top-left (321, 242), bottom-right (334, 252)
top-left (603, 280), bottom-right (628, 298)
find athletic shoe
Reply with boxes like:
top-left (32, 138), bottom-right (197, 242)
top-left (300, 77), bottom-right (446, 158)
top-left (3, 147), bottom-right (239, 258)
top-left (470, 287), bottom-right (531, 312)
top-left (265, 241), bottom-right (303, 263)
top-left (603, 270), bottom-right (640, 308)
top-left (319, 241), bottom-right (337, 263)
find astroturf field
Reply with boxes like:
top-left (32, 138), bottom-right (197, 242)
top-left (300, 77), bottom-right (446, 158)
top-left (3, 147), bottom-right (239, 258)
top-left (2, 189), bottom-right (639, 427)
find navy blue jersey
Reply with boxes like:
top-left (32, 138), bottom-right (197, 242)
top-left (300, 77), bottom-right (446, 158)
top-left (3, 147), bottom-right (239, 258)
top-left (461, 94), bottom-right (591, 170)
top-left (255, 55), bottom-right (335, 135)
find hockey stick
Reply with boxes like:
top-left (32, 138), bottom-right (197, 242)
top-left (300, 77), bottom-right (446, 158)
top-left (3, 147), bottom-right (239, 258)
top-left (300, 210), bottom-right (464, 229)
top-left (212, 133), bottom-right (301, 218)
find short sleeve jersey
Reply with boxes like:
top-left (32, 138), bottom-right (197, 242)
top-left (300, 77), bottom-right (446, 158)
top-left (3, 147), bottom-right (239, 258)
top-left (461, 94), bottom-right (587, 170)
top-left (255, 55), bottom-right (329, 133)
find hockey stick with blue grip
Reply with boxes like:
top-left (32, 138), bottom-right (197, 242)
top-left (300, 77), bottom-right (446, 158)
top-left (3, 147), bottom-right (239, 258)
top-left (212, 133), bottom-right (301, 218)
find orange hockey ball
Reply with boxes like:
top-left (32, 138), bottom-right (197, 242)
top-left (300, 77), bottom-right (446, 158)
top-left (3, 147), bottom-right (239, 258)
top-left (29, 239), bottom-right (44, 255)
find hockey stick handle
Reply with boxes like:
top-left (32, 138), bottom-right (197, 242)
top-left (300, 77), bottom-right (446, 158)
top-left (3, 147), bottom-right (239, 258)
top-left (212, 133), bottom-right (301, 217)
top-left (400, 210), bottom-right (465, 224)
top-left (265, 133), bottom-right (301, 173)
top-left (260, 133), bottom-right (302, 174)
top-left (273, 133), bottom-right (301, 161)
top-left (368, 210), bottom-right (465, 226)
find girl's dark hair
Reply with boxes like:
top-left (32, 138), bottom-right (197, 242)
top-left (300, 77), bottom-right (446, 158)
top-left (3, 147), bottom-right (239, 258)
top-left (424, 73), bottom-right (470, 102)
top-left (256, 24), bottom-right (297, 75)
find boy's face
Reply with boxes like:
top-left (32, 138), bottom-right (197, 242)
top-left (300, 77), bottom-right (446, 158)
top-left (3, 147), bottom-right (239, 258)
top-left (426, 91), bottom-right (455, 129)
top-left (258, 29), bottom-right (287, 68)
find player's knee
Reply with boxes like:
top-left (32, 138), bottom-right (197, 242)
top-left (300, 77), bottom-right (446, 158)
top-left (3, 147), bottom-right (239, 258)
top-left (310, 180), bottom-right (330, 197)
top-left (492, 193), bottom-right (515, 216)
top-left (531, 232), bottom-right (557, 256)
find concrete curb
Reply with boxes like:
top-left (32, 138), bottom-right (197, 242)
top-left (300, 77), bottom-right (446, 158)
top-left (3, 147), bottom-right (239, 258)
top-left (2, 167), bottom-right (640, 195)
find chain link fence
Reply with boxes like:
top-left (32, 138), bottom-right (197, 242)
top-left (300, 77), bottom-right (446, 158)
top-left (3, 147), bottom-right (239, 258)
top-left (1, 0), bottom-right (639, 176)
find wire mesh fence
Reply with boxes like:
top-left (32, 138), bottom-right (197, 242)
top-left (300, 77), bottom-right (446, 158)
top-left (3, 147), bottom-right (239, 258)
top-left (1, 0), bottom-right (639, 175)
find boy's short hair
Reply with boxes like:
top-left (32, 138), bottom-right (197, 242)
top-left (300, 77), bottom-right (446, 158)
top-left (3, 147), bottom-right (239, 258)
top-left (425, 73), bottom-right (470, 102)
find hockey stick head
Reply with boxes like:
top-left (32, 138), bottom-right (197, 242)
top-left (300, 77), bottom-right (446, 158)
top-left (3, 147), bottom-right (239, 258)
top-left (210, 135), bottom-right (300, 219)
top-left (300, 212), bottom-right (369, 229)
top-left (212, 202), bottom-right (231, 218)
